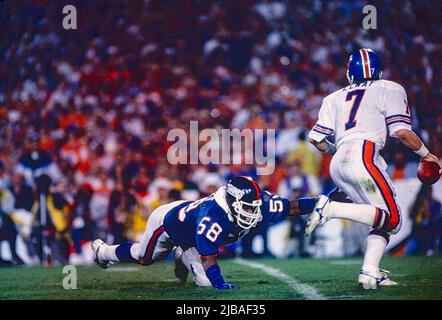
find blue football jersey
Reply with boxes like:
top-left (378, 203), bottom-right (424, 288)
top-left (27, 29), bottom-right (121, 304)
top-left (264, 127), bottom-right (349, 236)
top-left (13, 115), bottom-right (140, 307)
top-left (162, 189), bottom-right (290, 257)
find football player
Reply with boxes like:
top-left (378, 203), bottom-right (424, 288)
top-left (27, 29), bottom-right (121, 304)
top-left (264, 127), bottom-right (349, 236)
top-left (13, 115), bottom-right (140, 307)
top-left (92, 176), bottom-right (319, 289)
top-left (306, 48), bottom-right (442, 289)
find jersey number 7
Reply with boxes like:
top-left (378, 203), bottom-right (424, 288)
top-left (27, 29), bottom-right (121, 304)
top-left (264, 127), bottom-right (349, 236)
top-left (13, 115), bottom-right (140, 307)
top-left (345, 89), bottom-right (366, 130)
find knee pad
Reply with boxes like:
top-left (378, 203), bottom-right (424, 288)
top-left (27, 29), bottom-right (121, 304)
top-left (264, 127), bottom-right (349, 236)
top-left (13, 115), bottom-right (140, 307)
top-left (181, 247), bottom-right (202, 267)
top-left (372, 209), bottom-right (391, 232)
top-left (369, 229), bottom-right (390, 244)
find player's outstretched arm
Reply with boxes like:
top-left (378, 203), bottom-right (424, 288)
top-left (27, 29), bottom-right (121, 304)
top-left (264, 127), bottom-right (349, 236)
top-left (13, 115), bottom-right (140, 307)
top-left (394, 129), bottom-right (442, 172)
top-left (202, 255), bottom-right (239, 290)
top-left (288, 197), bottom-right (319, 216)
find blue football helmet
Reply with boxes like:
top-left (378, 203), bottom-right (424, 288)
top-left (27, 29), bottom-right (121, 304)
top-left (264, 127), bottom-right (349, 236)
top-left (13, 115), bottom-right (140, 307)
top-left (346, 48), bottom-right (382, 84)
top-left (225, 176), bottom-right (262, 230)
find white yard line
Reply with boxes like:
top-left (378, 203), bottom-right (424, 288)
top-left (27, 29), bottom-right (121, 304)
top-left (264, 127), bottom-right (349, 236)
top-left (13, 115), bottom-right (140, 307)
top-left (104, 267), bottom-right (140, 272)
top-left (329, 260), bottom-right (362, 266)
top-left (234, 258), bottom-right (327, 300)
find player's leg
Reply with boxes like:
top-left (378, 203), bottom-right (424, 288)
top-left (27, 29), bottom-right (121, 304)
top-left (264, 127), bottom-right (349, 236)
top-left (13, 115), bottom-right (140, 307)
top-left (173, 246), bottom-right (211, 286)
top-left (91, 222), bottom-right (165, 267)
top-left (305, 142), bottom-right (391, 235)
top-left (357, 142), bottom-right (401, 288)
top-left (179, 247), bottom-right (211, 287)
top-left (173, 246), bottom-right (190, 284)
top-left (92, 201), bottom-right (178, 268)
top-left (305, 196), bottom-right (390, 233)
top-left (330, 140), bottom-right (399, 288)
top-left (304, 140), bottom-right (399, 288)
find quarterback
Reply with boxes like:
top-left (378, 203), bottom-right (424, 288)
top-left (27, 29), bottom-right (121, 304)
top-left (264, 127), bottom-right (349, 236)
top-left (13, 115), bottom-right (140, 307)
top-left (306, 48), bottom-right (442, 289)
top-left (92, 176), bottom-right (319, 289)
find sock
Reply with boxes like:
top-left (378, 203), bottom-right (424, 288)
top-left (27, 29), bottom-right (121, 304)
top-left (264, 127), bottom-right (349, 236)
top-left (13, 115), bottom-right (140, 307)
top-left (362, 234), bottom-right (387, 271)
top-left (298, 197), bottom-right (318, 215)
top-left (114, 242), bottom-right (139, 263)
top-left (101, 242), bottom-right (138, 263)
top-left (100, 244), bottom-right (119, 262)
top-left (326, 201), bottom-right (377, 226)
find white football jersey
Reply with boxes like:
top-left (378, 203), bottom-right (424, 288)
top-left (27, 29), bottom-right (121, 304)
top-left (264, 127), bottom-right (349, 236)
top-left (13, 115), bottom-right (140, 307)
top-left (309, 79), bottom-right (412, 150)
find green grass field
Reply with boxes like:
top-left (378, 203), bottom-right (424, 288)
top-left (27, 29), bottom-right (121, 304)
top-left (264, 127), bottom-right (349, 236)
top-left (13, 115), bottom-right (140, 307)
top-left (0, 256), bottom-right (441, 300)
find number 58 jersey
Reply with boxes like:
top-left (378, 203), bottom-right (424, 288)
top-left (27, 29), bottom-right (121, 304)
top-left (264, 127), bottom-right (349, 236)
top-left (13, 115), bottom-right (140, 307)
top-left (309, 79), bottom-right (412, 150)
top-left (162, 187), bottom-right (290, 257)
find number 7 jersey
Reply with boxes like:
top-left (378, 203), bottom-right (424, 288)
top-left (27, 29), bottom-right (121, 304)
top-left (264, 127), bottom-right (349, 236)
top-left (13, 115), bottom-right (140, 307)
top-left (309, 79), bottom-right (412, 150)
top-left (162, 187), bottom-right (290, 257)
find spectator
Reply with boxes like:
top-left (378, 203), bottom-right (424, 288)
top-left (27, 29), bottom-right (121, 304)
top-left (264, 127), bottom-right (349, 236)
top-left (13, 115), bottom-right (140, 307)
top-left (277, 160), bottom-right (321, 199)
top-left (0, 178), bottom-right (23, 265)
top-left (31, 175), bottom-right (70, 266)
top-left (70, 186), bottom-right (94, 264)
top-left (406, 185), bottom-right (442, 256)
top-left (9, 172), bottom-right (35, 263)
top-left (387, 150), bottom-right (419, 180)
top-left (286, 132), bottom-right (320, 177)
top-left (15, 134), bottom-right (62, 186)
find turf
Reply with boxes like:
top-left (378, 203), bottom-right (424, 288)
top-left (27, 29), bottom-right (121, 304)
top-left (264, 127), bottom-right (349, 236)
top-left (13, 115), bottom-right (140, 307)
top-left (0, 256), bottom-right (441, 300)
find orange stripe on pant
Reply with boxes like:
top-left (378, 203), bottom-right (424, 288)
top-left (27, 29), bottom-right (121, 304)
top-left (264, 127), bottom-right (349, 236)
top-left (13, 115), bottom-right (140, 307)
top-left (362, 140), bottom-right (400, 230)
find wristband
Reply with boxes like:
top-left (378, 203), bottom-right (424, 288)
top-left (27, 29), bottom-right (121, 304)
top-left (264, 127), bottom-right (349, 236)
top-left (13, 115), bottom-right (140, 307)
top-left (415, 144), bottom-right (429, 158)
top-left (205, 264), bottom-right (225, 288)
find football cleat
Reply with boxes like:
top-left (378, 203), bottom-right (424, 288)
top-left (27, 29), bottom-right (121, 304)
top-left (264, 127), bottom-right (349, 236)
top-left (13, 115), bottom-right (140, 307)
top-left (91, 239), bottom-right (111, 269)
top-left (358, 267), bottom-right (398, 289)
top-left (304, 195), bottom-right (331, 236)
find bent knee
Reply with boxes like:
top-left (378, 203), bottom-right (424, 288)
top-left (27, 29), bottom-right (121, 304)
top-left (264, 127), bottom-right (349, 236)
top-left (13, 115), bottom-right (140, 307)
top-left (373, 208), bottom-right (401, 234)
top-left (389, 217), bottom-right (402, 234)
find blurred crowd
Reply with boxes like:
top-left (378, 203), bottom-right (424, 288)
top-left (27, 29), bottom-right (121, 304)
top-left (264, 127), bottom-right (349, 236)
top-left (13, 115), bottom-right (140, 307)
top-left (0, 0), bottom-right (441, 265)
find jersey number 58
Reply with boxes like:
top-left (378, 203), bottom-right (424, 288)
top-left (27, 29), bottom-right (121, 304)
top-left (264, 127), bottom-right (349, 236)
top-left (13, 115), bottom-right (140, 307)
top-left (197, 217), bottom-right (223, 242)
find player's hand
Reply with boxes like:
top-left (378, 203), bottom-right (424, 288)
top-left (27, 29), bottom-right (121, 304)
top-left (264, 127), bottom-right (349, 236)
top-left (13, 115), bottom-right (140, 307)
top-left (422, 153), bottom-right (442, 174)
top-left (215, 282), bottom-right (239, 290)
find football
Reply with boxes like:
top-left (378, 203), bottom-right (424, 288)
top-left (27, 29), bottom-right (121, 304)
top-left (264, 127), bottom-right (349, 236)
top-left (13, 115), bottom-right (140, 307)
top-left (417, 160), bottom-right (441, 185)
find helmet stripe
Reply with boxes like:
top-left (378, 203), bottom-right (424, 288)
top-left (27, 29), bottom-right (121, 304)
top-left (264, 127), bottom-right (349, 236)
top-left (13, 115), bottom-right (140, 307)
top-left (363, 49), bottom-right (372, 78)
top-left (240, 176), bottom-right (261, 200)
top-left (360, 49), bottom-right (371, 78)
top-left (359, 50), bottom-right (366, 78)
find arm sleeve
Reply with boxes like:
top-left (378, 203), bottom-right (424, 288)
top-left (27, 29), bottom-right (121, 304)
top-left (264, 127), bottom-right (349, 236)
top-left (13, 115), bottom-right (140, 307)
top-left (384, 85), bottom-right (412, 137)
top-left (308, 97), bottom-right (335, 142)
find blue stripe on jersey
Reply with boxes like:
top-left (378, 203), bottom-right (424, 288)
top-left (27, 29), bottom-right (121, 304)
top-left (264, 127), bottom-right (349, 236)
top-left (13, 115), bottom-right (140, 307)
top-left (385, 114), bottom-right (411, 120)
top-left (386, 119), bottom-right (412, 126)
top-left (314, 123), bottom-right (335, 132)
top-left (312, 128), bottom-right (333, 136)
top-left (386, 116), bottom-right (411, 123)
